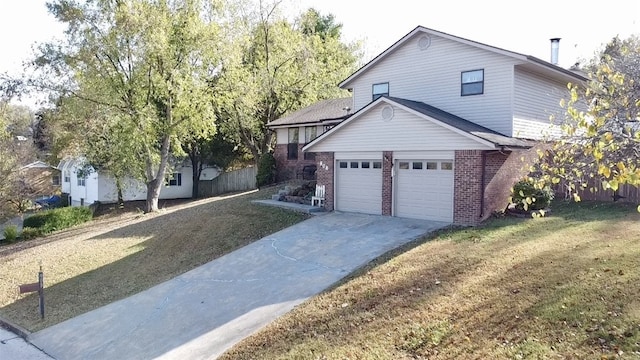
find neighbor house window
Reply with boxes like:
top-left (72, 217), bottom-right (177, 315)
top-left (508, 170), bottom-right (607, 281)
top-left (64, 170), bottom-right (71, 183)
top-left (166, 173), bottom-right (182, 186)
top-left (287, 128), bottom-right (299, 160)
top-left (52, 174), bottom-right (61, 186)
top-left (77, 176), bottom-right (86, 187)
top-left (372, 82), bottom-right (389, 100)
top-left (461, 69), bottom-right (484, 96)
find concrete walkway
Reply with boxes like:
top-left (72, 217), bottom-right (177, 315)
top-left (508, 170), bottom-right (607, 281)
top-left (0, 327), bottom-right (52, 359)
top-left (29, 212), bottom-right (447, 359)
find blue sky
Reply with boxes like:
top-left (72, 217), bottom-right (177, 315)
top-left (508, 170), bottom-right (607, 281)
top-left (2, 0), bottom-right (639, 107)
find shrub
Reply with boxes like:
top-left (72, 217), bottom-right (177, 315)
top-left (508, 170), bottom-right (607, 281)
top-left (22, 206), bottom-right (93, 235)
top-left (20, 227), bottom-right (43, 240)
top-left (510, 178), bottom-right (554, 211)
top-left (256, 152), bottom-right (277, 187)
top-left (3, 225), bottom-right (18, 243)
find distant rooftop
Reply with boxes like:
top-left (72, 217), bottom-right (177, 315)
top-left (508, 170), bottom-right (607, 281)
top-left (267, 97), bottom-right (352, 127)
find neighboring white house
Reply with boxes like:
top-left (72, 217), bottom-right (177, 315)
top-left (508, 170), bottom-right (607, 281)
top-left (279, 25), bottom-right (588, 226)
top-left (58, 157), bottom-right (220, 206)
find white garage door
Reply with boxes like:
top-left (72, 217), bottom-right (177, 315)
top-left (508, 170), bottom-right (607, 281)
top-left (395, 159), bottom-right (454, 222)
top-left (336, 160), bottom-right (383, 214)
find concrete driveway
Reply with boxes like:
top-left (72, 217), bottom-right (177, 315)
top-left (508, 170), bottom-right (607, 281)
top-left (29, 212), bottom-right (447, 359)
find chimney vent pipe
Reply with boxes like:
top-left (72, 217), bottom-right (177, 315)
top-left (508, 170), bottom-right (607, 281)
top-left (550, 38), bottom-right (561, 65)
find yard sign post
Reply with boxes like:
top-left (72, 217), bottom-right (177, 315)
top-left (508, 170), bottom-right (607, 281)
top-left (18, 265), bottom-right (45, 319)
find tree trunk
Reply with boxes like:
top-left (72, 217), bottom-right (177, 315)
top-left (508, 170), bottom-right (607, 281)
top-left (145, 177), bottom-right (162, 213)
top-left (188, 142), bottom-right (201, 199)
top-left (115, 177), bottom-right (124, 209)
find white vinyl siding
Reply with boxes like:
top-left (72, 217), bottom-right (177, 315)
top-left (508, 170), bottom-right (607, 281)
top-left (349, 34), bottom-right (516, 135)
top-left (309, 103), bottom-right (493, 153)
top-left (513, 67), bottom-right (571, 139)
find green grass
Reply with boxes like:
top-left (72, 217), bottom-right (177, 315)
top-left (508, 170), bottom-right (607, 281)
top-left (221, 200), bottom-right (640, 359)
top-left (0, 188), bottom-right (309, 331)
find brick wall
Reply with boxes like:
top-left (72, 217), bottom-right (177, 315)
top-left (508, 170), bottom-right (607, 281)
top-left (454, 148), bottom-right (539, 226)
top-left (274, 144), bottom-right (317, 182)
top-left (453, 150), bottom-right (483, 226)
top-left (316, 152), bottom-right (335, 211)
top-left (483, 148), bottom-right (539, 219)
top-left (382, 151), bottom-right (393, 215)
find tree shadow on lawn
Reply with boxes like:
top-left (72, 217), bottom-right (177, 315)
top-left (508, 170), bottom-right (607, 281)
top-left (0, 188), bottom-right (309, 333)
top-left (220, 202), bottom-right (640, 359)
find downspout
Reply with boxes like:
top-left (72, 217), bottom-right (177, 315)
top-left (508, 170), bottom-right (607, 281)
top-left (479, 151), bottom-right (486, 219)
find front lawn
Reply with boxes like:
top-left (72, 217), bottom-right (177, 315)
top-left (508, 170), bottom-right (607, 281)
top-left (0, 188), bottom-right (309, 332)
top-left (222, 201), bottom-right (640, 359)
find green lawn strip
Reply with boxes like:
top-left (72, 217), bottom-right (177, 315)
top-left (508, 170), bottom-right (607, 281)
top-left (0, 188), bottom-right (309, 332)
top-left (221, 201), bottom-right (640, 359)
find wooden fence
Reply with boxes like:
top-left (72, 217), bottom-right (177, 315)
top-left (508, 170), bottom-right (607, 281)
top-left (574, 183), bottom-right (640, 203)
top-left (555, 184), bottom-right (640, 204)
top-left (198, 166), bottom-right (257, 198)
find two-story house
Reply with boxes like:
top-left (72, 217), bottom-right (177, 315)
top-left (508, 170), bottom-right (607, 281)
top-left (268, 97), bottom-right (352, 182)
top-left (272, 26), bottom-right (587, 225)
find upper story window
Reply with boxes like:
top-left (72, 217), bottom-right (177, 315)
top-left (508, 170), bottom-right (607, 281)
top-left (64, 170), bottom-right (71, 183)
top-left (372, 82), bottom-right (389, 101)
top-left (461, 69), bottom-right (484, 96)
top-left (77, 176), bottom-right (86, 187)
top-left (304, 126), bottom-right (317, 143)
top-left (287, 128), bottom-right (299, 160)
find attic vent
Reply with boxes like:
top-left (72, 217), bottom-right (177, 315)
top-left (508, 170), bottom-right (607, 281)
top-left (418, 35), bottom-right (431, 50)
top-left (381, 105), bottom-right (394, 121)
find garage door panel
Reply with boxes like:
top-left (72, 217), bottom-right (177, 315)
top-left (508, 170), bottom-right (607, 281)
top-left (336, 160), bottom-right (382, 215)
top-left (395, 160), bottom-right (454, 222)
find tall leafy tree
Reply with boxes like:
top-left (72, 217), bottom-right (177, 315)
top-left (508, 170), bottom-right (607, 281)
top-left (33, 0), bottom-right (221, 212)
top-left (533, 35), bottom-right (640, 210)
top-left (214, 2), bottom-right (360, 163)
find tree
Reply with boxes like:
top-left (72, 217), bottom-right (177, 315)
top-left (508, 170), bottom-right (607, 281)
top-left (214, 3), bottom-right (360, 164)
top-left (33, 0), bottom-right (221, 212)
top-left (533, 35), bottom-right (640, 211)
top-left (183, 130), bottom-right (239, 198)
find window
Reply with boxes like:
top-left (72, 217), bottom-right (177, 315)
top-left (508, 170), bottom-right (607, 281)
top-left (350, 162), bottom-right (359, 168)
top-left (372, 82), bottom-right (389, 100)
top-left (288, 128), bottom-right (299, 160)
top-left (372, 162), bottom-right (382, 169)
top-left (361, 161), bottom-right (370, 169)
top-left (441, 162), bottom-right (453, 170)
top-left (305, 126), bottom-right (317, 142)
top-left (426, 162), bottom-right (438, 170)
top-left (339, 161), bottom-right (348, 168)
top-left (461, 69), bottom-right (484, 96)
top-left (52, 175), bottom-right (61, 186)
top-left (399, 162), bottom-right (409, 170)
top-left (64, 170), bottom-right (70, 183)
top-left (77, 176), bottom-right (86, 187)
top-left (166, 173), bottom-right (182, 186)
top-left (412, 162), bottom-right (423, 170)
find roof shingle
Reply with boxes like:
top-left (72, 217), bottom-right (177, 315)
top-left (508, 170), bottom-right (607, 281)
top-left (267, 97), bottom-right (352, 127)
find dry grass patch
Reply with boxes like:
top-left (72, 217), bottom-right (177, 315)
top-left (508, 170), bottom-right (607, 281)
top-left (221, 201), bottom-right (640, 359)
top-left (0, 188), bottom-right (308, 332)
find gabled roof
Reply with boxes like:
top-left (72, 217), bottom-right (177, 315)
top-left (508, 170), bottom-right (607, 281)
top-left (267, 97), bottom-right (352, 128)
top-left (303, 96), bottom-right (534, 152)
top-left (20, 161), bottom-right (56, 170)
top-left (339, 26), bottom-right (588, 88)
top-left (386, 97), bottom-right (534, 148)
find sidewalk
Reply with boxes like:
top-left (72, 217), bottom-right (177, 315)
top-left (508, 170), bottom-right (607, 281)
top-left (0, 327), bottom-right (52, 360)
